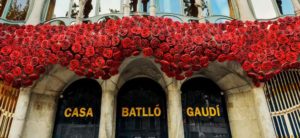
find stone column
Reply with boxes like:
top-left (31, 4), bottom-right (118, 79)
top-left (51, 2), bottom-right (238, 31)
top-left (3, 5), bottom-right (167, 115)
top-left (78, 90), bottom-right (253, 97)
top-left (123, 0), bottom-right (130, 16)
top-left (225, 89), bottom-right (261, 138)
top-left (252, 84), bottom-right (276, 138)
top-left (149, 0), bottom-right (156, 16)
top-left (22, 93), bottom-right (58, 138)
top-left (25, 0), bottom-right (47, 25)
top-left (234, 0), bottom-right (255, 21)
top-left (166, 80), bottom-right (184, 138)
top-left (291, 0), bottom-right (300, 16)
top-left (8, 88), bottom-right (31, 138)
top-left (76, 0), bottom-right (87, 24)
top-left (99, 77), bottom-right (118, 138)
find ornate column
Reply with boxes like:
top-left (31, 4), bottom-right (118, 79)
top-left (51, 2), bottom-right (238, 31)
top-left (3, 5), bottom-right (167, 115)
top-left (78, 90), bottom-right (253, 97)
top-left (137, 0), bottom-right (141, 13)
top-left (234, 0), bottom-right (255, 21)
top-left (99, 76), bottom-right (118, 138)
top-left (166, 79), bottom-right (184, 138)
top-left (8, 88), bottom-right (31, 138)
top-left (195, 0), bottom-right (204, 18)
top-left (149, 0), bottom-right (156, 16)
top-left (291, 0), bottom-right (300, 16)
top-left (25, 0), bottom-right (47, 25)
top-left (252, 84), bottom-right (276, 138)
top-left (123, 0), bottom-right (130, 16)
top-left (76, 0), bottom-right (87, 24)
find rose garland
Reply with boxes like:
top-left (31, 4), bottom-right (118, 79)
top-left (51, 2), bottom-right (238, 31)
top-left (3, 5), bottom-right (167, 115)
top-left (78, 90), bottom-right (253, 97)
top-left (0, 16), bottom-right (299, 88)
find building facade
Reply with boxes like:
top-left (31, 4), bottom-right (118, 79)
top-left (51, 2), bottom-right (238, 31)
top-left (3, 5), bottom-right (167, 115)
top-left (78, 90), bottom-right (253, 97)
top-left (0, 0), bottom-right (300, 138)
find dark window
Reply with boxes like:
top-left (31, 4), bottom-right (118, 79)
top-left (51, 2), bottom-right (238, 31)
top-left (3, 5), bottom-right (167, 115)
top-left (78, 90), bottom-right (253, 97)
top-left (181, 77), bottom-right (231, 138)
top-left (116, 78), bottom-right (168, 138)
top-left (53, 79), bottom-right (101, 138)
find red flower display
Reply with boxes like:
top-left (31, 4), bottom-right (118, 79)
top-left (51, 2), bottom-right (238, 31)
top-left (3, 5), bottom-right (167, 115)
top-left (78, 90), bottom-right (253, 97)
top-left (0, 16), bottom-right (299, 88)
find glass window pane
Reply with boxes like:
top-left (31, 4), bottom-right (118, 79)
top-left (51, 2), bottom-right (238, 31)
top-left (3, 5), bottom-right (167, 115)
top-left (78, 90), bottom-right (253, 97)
top-left (100, 0), bottom-right (120, 14)
top-left (158, 0), bottom-right (181, 14)
top-left (6, 0), bottom-right (31, 20)
top-left (276, 0), bottom-right (294, 15)
top-left (208, 0), bottom-right (232, 17)
top-left (251, 0), bottom-right (277, 19)
top-left (0, 0), bottom-right (7, 16)
top-left (52, 0), bottom-right (71, 18)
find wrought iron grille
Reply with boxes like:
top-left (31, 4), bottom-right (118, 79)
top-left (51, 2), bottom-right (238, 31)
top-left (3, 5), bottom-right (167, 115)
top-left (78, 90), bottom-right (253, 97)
top-left (0, 83), bottom-right (20, 138)
top-left (264, 69), bottom-right (300, 137)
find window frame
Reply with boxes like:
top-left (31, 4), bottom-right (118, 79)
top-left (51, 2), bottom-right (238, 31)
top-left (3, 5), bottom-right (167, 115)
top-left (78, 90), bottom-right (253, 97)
top-left (0, 0), bottom-right (34, 21)
top-left (247, 0), bottom-right (294, 19)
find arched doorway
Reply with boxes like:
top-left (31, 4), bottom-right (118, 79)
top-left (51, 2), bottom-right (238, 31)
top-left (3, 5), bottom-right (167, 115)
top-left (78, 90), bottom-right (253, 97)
top-left (181, 77), bottom-right (231, 138)
top-left (53, 78), bottom-right (101, 138)
top-left (116, 78), bottom-right (168, 138)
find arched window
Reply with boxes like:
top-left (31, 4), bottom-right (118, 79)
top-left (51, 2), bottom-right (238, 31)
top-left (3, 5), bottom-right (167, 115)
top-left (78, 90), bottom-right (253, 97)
top-left (0, 0), bottom-right (7, 17)
top-left (5, 0), bottom-right (31, 20)
top-left (249, 0), bottom-right (277, 19)
top-left (183, 0), bottom-right (235, 18)
top-left (275, 0), bottom-right (295, 15)
top-left (45, 0), bottom-right (80, 20)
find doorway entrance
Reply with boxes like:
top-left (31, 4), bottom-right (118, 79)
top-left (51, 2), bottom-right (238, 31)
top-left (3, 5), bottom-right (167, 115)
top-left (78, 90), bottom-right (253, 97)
top-left (116, 78), bottom-right (168, 138)
top-left (53, 79), bottom-right (101, 138)
top-left (181, 77), bottom-right (231, 138)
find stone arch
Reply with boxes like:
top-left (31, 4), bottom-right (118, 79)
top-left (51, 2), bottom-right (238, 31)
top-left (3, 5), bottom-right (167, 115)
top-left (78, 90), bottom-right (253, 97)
top-left (117, 56), bottom-right (168, 94)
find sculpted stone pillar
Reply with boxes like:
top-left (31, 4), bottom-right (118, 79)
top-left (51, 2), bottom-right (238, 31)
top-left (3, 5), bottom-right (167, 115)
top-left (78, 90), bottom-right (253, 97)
top-left (123, 0), bottom-right (130, 16)
top-left (99, 76), bottom-right (118, 138)
top-left (149, 0), bottom-right (156, 16)
top-left (234, 0), bottom-right (255, 21)
top-left (8, 88), bottom-right (31, 138)
top-left (166, 79), bottom-right (184, 138)
top-left (252, 84), bottom-right (276, 138)
top-left (25, 0), bottom-right (47, 25)
top-left (291, 0), bottom-right (300, 15)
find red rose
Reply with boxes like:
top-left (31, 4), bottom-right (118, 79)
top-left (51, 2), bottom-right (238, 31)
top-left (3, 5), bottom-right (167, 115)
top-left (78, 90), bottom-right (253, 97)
top-left (242, 61), bottom-right (252, 71)
top-left (193, 36), bottom-right (204, 45)
top-left (103, 48), bottom-right (113, 59)
top-left (85, 46), bottom-right (95, 57)
top-left (143, 47), bottom-right (153, 57)
top-left (71, 43), bottom-right (81, 53)
top-left (70, 59), bottom-right (80, 70)
top-left (95, 57), bottom-right (105, 67)
top-left (1, 46), bottom-right (12, 55)
top-left (12, 67), bottom-right (22, 76)
top-left (121, 38), bottom-right (132, 49)
top-left (111, 36), bottom-right (120, 46)
top-left (10, 50), bottom-right (21, 60)
top-left (24, 64), bottom-right (34, 74)
top-left (159, 42), bottom-right (170, 52)
top-left (141, 28), bottom-right (151, 38)
top-left (181, 54), bottom-right (191, 63)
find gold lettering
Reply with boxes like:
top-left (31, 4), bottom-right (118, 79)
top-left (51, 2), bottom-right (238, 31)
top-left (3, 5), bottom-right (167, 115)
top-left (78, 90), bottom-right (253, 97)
top-left (136, 107), bottom-right (142, 116)
top-left (129, 107), bottom-right (136, 117)
top-left (216, 105), bottom-right (220, 116)
top-left (194, 107), bottom-right (201, 116)
top-left (154, 105), bottom-right (161, 117)
top-left (72, 107), bottom-right (79, 117)
top-left (122, 107), bottom-right (129, 117)
top-left (64, 108), bottom-right (72, 117)
top-left (142, 107), bottom-right (148, 117)
top-left (209, 107), bottom-right (216, 117)
top-left (79, 108), bottom-right (86, 117)
top-left (186, 107), bottom-right (194, 117)
top-left (86, 108), bottom-right (93, 117)
top-left (148, 107), bottom-right (154, 117)
top-left (201, 107), bottom-right (209, 117)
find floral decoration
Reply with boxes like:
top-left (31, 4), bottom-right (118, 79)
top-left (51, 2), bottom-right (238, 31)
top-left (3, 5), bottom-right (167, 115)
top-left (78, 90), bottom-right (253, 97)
top-left (0, 16), bottom-right (300, 88)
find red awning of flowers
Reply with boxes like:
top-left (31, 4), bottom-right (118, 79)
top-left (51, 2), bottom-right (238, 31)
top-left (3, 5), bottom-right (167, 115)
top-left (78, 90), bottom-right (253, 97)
top-left (0, 16), bottom-right (300, 88)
